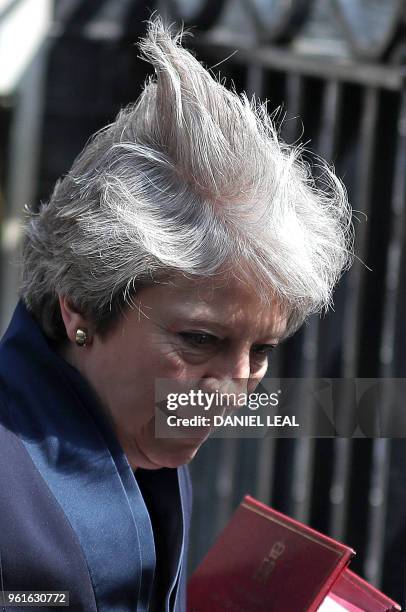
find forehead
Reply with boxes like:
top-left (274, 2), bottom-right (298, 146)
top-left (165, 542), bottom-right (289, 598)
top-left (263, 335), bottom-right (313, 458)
top-left (135, 273), bottom-right (288, 341)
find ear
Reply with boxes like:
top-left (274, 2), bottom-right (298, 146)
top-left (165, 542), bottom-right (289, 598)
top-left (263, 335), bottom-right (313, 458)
top-left (58, 294), bottom-right (92, 345)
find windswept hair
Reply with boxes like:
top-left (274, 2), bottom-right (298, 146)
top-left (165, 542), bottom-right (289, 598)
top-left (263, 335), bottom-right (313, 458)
top-left (20, 17), bottom-right (353, 342)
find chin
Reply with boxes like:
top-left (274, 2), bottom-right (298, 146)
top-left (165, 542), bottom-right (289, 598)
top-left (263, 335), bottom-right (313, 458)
top-left (145, 439), bottom-right (205, 469)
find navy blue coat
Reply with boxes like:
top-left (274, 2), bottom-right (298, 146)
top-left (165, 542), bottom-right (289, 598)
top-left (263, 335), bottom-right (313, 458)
top-left (0, 301), bottom-right (192, 611)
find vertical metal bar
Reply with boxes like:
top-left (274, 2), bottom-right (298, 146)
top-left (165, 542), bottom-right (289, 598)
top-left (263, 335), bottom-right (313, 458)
top-left (289, 80), bottom-right (342, 524)
top-left (363, 438), bottom-right (391, 587)
top-left (316, 80), bottom-right (342, 160)
top-left (290, 433), bottom-right (314, 523)
top-left (301, 79), bottom-right (342, 375)
top-left (378, 89), bottom-right (406, 379)
top-left (282, 72), bottom-right (312, 522)
top-left (255, 435), bottom-right (277, 504)
top-left (363, 86), bottom-right (406, 588)
top-left (329, 437), bottom-right (352, 536)
top-left (276, 72), bottom-right (307, 520)
top-left (328, 435), bottom-right (353, 540)
top-left (329, 87), bottom-right (379, 544)
top-left (341, 86), bottom-right (379, 378)
top-left (281, 72), bottom-right (304, 145)
top-left (188, 437), bottom-right (225, 570)
top-left (214, 437), bottom-right (239, 533)
top-left (0, 41), bottom-right (49, 333)
top-left (244, 61), bottom-right (263, 99)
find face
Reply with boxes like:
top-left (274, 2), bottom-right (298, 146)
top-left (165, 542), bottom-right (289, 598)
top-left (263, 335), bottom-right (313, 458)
top-left (60, 274), bottom-right (287, 470)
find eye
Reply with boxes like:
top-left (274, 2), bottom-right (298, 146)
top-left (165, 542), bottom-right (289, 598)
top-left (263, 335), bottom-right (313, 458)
top-left (252, 344), bottom-right (276, 358)
top-left (178, 332), bottom-right (219, 348)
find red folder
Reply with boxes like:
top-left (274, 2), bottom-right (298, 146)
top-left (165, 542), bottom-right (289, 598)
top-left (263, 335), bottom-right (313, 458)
top-left (187, 495), bottom-right (401, 612)
top-left (328, 569), bottom-right (401, 611)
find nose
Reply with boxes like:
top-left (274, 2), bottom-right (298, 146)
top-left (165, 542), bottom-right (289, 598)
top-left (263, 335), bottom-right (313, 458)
top-left (229, 352), bottom-right (252, 380)
top-left (201, 349), bottom-right (253, 397)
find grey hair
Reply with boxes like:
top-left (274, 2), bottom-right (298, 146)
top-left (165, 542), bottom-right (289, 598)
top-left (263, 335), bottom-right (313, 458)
top-left (19, 17), bottom-right (353, 342)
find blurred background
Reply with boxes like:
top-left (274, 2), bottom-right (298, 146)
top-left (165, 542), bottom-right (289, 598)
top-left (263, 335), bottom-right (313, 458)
top-left (0, 0), bottom-right (405, 605)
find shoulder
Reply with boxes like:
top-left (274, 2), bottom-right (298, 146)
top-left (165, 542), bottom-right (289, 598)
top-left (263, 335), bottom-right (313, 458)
top-left (0, 386), bottom-right (96, 607)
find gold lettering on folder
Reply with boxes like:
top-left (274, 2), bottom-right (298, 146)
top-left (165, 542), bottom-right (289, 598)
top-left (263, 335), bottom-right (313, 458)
top-left (253, 542), bottom-right (286, 584)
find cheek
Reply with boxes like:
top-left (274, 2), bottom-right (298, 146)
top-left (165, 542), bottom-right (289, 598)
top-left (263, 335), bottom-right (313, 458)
top-left (129, 340), bottom-right (197, 382)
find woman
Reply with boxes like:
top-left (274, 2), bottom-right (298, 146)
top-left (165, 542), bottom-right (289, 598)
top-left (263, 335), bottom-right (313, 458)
top-left (0, 18), bottom-right (352, 612)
